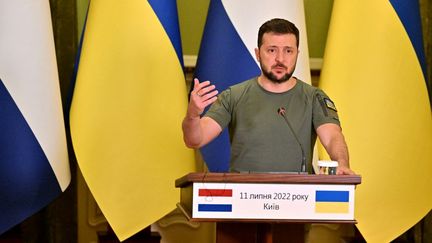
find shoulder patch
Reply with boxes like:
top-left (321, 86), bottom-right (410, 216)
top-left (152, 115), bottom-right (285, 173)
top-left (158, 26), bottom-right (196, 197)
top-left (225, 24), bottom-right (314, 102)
top-left (324, 98), bottom-right (337, 112)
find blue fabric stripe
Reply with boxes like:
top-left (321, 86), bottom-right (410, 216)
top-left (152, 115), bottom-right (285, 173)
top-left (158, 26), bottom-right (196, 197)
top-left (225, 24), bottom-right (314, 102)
top-left (198, 204), bottom-right (232, 212)
top-left (148, 0), bottom-right (184, 67)
top-left (389, 0), bottom-right (427, 81)
top-left (0, 79), bottom-right (61, 234)
top-left (315, 191), bottom-right (349, 202)
top-left (194, 0), bottom-right (261, 172)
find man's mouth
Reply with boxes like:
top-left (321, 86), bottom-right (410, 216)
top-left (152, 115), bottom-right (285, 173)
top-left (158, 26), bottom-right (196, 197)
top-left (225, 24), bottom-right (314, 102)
top-left (273, 64), bottom-right (287, 69)
top-left (273, 65), bottom-right (286, 73)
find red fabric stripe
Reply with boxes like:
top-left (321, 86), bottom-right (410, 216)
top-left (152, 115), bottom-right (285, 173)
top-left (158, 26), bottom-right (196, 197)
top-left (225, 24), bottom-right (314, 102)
top-left (199, 189), bottom-right (232, 197)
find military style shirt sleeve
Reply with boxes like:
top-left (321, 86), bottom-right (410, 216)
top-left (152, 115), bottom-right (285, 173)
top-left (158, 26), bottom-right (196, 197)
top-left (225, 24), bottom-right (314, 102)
top-left (312, 88), bottom-right (341, 130)
top-left (204, 88), bottom-right (232, 130)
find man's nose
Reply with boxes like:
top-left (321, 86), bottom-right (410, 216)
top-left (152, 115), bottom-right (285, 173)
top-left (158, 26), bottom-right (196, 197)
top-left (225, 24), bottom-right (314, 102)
top-left (275, 51), bottom-right (284, 62)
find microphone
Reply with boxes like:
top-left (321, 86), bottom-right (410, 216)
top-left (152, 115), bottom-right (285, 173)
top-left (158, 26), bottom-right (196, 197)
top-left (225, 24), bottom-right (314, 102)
top-left (277, 107), bottom-right (307, 174)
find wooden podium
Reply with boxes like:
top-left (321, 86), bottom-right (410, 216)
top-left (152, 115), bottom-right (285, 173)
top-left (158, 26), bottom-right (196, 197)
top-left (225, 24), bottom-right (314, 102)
top-left (176, 173), bottom-right (361, 243)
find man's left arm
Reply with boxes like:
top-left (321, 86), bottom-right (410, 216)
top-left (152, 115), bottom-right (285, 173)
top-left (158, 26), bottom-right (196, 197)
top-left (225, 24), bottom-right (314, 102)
top-left (316, 123), bottom-right (355, 175)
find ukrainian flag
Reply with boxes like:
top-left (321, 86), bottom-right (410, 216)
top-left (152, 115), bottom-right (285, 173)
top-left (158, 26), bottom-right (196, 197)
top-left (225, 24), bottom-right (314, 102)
top-left (320, 0), bottom-right (432, 242)
top-left (70, 0), bottom-right (194, 240)
top-left (315, 190), bottom-right (349, 214)
top-left (195, 0), bottom-right (312, 172)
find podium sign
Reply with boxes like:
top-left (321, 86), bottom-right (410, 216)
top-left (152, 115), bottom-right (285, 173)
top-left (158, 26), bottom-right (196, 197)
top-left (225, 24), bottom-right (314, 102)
top-left (176, 173), bottom-right (361, 223)
top-left (192, 182), bottom-right (355, 220)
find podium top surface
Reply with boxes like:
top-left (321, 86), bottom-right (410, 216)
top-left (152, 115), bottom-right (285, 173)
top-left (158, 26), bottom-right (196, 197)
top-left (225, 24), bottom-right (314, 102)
top-left (175, 172), bottom-right (361, 188)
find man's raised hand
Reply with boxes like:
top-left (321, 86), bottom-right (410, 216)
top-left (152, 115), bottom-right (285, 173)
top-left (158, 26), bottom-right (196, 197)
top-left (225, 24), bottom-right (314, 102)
top-left (187, 78), bottom-right (218, 118)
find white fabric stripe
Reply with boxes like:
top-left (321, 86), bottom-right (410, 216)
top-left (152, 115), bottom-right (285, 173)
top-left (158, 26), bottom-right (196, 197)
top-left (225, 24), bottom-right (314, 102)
top-left (221, 0), bottom-right (311, 84)
top-left (0, 0), bottom-right (70, 190)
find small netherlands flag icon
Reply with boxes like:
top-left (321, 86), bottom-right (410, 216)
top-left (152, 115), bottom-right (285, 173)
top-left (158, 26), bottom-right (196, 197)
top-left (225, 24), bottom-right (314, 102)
top-left (198, 189), bottom-right (233, 212)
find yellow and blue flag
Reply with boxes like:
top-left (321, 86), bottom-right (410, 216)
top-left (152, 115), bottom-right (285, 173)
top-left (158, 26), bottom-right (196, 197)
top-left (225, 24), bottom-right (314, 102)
top-left (70, 0), bottom-right (195, 240)
top-left (0, 0), bottom-right (70, 234)
top-left (320, 0), bottom-right (432, 242)
top-left (315, 190), bottom-right (349, 214)
top-left (195, 0), bottom-right (312, 172)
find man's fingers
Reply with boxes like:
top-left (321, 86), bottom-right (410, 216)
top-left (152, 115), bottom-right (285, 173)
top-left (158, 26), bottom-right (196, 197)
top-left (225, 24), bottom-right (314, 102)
top-left (202, 96), bottom-right (218, 107)
top-left (194, 80), bottom-right (216, 98)
top-left (336, 167), bottom-right (355, 175)
top-left (194, 80), bottom-right (210, 90)
top-left (193, 78), bottom-right (200, 88)
top-left (198, 85), bottom-right (216, 96)
top-left (201, 90), bottom-right (218, 100)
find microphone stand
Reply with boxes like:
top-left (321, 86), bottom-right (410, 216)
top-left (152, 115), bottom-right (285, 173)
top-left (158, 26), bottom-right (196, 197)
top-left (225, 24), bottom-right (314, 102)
top-left (278, 108), bottom-right (307, 174)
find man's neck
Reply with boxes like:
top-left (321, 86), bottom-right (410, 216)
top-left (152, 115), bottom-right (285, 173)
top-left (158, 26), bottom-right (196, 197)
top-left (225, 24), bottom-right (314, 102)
top-left (257, 76), bottom-right (297, 93)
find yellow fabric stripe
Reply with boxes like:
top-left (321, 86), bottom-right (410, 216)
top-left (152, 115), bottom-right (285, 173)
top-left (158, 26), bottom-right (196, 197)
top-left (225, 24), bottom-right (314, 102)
top-left (70, 0), bottom-right (194, 240)
top-left (315, 202), bottom-right (349, 214)
top-left (319, 0), bottom-right (432, 242)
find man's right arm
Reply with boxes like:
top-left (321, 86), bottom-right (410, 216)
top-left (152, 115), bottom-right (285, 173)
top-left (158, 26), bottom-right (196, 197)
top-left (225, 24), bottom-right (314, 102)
top-left (182, 116), bottom-right (222, 148)
top-left (182, 79), bottom-right (221, 148)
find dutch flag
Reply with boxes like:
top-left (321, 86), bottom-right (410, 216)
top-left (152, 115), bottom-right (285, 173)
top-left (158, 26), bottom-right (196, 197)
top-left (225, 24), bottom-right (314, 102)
top-left (198, 188), bottom-right (233, 212)
top-left (0, 1), bottom-right (70, 234)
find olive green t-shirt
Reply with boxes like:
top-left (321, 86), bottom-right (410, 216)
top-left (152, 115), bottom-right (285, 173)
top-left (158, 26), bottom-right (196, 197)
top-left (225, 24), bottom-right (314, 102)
top-left (204, 77), bottom-right (340, 173)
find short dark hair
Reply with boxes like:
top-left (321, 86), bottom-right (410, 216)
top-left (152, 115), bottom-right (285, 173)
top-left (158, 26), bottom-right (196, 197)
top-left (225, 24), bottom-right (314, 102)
top-left (257, 18), bottom-right (299, 48)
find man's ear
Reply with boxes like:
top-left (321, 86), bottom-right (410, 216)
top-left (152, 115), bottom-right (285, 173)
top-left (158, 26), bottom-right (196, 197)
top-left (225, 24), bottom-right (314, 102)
top-left (254, 47), bottom-right (260, 62)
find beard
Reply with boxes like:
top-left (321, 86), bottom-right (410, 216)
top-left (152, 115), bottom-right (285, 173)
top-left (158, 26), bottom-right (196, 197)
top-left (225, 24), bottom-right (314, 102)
top-left (261, 63), bottom-right (296, 84)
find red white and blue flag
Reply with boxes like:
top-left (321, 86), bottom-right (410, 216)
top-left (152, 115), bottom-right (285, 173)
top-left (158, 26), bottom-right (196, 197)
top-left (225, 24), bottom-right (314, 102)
top-left (197, 188), bottom-right (233, 212)
top-left (0, 0), bottom-right (70, 234)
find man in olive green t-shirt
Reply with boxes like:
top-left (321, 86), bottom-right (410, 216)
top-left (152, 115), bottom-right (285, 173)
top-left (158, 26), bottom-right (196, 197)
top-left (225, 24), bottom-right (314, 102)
top-left (182, 18), bottom-right (354, 175)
